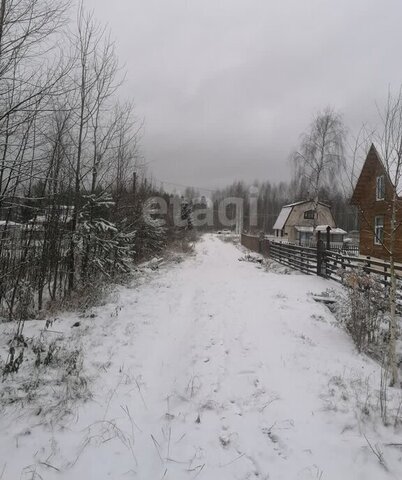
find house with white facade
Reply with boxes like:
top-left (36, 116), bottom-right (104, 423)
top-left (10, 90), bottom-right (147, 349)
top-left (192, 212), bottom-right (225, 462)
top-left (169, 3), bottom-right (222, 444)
top-left (272, 200), bottom-right (346, 245)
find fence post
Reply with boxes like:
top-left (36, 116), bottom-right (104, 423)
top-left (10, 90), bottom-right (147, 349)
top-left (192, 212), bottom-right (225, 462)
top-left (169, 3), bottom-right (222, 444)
top-left (317, 231), bottom-right (322, 276)
top-left (258, 231), bottom-right (264, 254)
top-left (266, 239), bottom-right (270, 256)
top-left (317, 231), bottom-right (327, 277)
top-left (364, 256), bottom-right (371, 274)
top-left (326, 226), bottom-right (331, 251)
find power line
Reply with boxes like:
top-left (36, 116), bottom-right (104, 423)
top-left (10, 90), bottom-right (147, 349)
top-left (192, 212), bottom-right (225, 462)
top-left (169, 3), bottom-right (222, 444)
top-left (152, 178), bottom-right (222, 194)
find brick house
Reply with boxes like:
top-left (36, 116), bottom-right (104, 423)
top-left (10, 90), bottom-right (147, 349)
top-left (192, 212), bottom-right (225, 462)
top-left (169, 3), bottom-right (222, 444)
top-left (351, 143), bottom-right (402, 261)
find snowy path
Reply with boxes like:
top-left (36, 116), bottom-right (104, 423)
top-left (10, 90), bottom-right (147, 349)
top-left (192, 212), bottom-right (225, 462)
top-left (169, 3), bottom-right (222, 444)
top-left (1, 235), bottom-right (400, 479)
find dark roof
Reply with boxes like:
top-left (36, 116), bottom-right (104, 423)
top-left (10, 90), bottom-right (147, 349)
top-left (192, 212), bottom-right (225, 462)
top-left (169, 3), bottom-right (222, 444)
top-left (350, 143), bottom-right (395, 204)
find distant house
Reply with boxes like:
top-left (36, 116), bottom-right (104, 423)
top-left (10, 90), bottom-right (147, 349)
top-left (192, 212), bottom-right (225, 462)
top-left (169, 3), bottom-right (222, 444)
top-left (351, 143), bottom-right (402, 261)
top-left (0, 220), bottom-right (22, 239)
top-left (272, 200), bottom-right (343, 245)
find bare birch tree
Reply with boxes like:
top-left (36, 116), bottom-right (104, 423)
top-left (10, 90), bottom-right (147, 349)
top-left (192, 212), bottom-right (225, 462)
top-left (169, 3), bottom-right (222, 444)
top-left (373, 90), bottom-right (402, 386)
top-left (292, 107), bottom-right (346, 225)
top-left (343, 90), bottom-right (402, 386)
top-left (66, 3), bottom-right (121, 289)
top-left (0, 0), bottom-right (165, 329)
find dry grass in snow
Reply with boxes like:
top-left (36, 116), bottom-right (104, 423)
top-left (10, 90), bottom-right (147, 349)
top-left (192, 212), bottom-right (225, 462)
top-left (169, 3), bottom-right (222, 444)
top-left (0, 234), bottom-right (401, 479)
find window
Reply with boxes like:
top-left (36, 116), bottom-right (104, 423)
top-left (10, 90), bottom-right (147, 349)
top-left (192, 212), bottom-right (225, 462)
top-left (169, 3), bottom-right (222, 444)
top-left (376, 175), bottom-right (385, 200)
top-left (374, 216), bottom-right (384, 245)
top-left (304, 209), bottom-right (316, 220)
top-left (299, 231), bottom-right (313, 245)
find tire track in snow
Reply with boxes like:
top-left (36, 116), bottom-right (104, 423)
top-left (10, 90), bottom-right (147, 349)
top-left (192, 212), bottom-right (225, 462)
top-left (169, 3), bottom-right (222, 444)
top-left (4, 235), bottom-right (398, 480)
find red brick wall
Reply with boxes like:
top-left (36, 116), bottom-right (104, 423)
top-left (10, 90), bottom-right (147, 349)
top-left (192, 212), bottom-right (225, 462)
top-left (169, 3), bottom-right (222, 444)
top-left (352, 146), bottom-right (402, 261)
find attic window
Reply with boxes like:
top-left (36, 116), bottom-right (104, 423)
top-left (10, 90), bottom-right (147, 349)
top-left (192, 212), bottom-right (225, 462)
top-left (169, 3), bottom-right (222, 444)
top-left (376, 175), bottom-right (385, 200)
top-left (304, 209), bottom-right (315, 220)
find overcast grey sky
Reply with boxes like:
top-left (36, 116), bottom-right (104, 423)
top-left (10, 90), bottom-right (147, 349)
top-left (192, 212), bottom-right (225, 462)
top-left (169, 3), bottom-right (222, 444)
top-left (83, 0), bottom-right (402, 190)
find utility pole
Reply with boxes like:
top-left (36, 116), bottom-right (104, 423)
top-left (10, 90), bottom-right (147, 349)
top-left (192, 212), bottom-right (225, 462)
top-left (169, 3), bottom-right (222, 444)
top-left (132, 171), bottom-right (137, 198)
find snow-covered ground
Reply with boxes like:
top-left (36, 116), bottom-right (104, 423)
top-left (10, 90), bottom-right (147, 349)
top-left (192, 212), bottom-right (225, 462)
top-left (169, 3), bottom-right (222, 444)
top-left (1, 234), bottom-right (402, 479)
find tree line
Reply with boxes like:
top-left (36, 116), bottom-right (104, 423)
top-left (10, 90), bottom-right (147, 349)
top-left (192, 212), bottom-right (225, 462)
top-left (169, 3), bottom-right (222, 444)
top-left (179, 108), bottom-right (359, 233)
top-left (0, 1), bottom-right (167, 321)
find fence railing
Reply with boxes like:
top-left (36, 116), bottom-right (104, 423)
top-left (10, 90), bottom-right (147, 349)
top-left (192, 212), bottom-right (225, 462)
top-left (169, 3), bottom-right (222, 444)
top-left (241, 233), bottom-right (402, 282)
top-left (269, 242), bottom-right (317, 275)
top-left (324, 250), bottom-right (402, 283)
top-left (241, 233), bottom-right (270, 256)
top-left (312, 242), bottom-right (359, 257)
top-left (240, 233), bottom-right (402, 313)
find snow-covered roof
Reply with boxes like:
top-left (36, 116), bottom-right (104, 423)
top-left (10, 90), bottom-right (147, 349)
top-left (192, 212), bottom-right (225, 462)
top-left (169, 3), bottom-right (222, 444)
top-left (0, 220), bottom-right (20, 226)
top-left (283, 200), bottom-right (331, 208)
top-left (331, 228), bottom-right (347, 235)
top-left (315, 225), bottom-right (347, 235)
top-left (315, 225), bottom-right (332, 232)
top-left (28, 215), bottom-right (47, 224)
top-left (273, 206), bottom-right (292, 230)
top-left (24, 224), bottom-right (44, 230)
top-left (273, 199), bottom-right (333, 231)
top-left (295, 226), bottom-right (314, 232)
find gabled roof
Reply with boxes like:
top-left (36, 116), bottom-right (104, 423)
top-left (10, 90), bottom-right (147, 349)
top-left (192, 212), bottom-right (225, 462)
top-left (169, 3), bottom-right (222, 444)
top-left (273, 199), bottom-right (332, 231)
top-left (351, 144), bottom-right (381, 204)
top-left (283, 199), bottom-right (331, 208)
top-left (376, 144), bottom-right (402, 195)
top-left (351, 143), bottom-right (402, 204)
top-left (273, 206), bottom-right (292, 230)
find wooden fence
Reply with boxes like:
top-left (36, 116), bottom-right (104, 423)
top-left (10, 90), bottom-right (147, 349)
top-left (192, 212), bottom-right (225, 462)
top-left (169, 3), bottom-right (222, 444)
top-left (301, 240), bottom-right (359, 257)
top-left (269, 242), bottom-right (317, 275)
top-left (324, 250), bottom-right (402, 284)
top-left (241, 233), bottom-right (402, 313)
top-left (241, 233), bottom-right (402, 282)
top-left (241, 233), bottom-right (270, 256)
top-left (241, 233), bottom-right (262, 253)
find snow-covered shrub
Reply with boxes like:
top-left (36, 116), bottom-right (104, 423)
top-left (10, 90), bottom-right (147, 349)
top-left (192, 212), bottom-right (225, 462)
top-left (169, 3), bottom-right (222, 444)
top-left (167, 226), bottom-right (198, 258)
top-left (239, 253), bottom-right (264, 264)
top-left (78, 193), bottom-right (134, 280)
top-left (80, 219), bottom-right (133, 277)
top-left (2, 345), bottom-right (24, 377)
top-left (336, 268), bottom-right (387, 354)
top-left (131, 215), bottom-right (166, 261)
